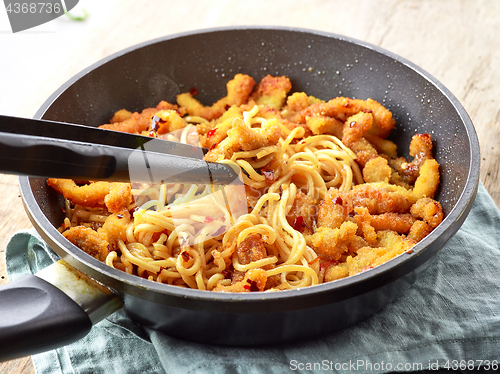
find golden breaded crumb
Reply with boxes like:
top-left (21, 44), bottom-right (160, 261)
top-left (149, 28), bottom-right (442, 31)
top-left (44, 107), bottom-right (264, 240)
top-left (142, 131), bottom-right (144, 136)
top-left (47, 179), bottom-right (132, 214)
top-left (204, 117), bottom-right (281, 162)
top-left (363, 156), bottom-right (392, 183)
top-left (317, 189), bottom-right (348, 229)
top-left (413, 159), bottom-right (440, 199)
top-left (213, 268), bottom-right (267, 292)
top-left (309, 222), bottom-right (362, 261)
top-left (98, 212), bottom-right (130, 245)
top-left (250, 75), bottom-right (292, 109)
top-left (177, 74), bottom-right (256, 120)
top-left (410, 197), bottom-right (443, 228)
top-left (109, 109), bottom-right (132, 123)
top-left (63, 226), bottom-right (110, 262)
top-left (306, 115), bottom-right (343, 138)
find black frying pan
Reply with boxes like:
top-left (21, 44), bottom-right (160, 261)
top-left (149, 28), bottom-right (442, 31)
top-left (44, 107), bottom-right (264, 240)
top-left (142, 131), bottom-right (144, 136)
top-left (0, 26), bottom-right (480, 361)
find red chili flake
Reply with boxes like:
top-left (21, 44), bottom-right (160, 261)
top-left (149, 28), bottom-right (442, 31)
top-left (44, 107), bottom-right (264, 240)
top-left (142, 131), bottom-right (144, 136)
top-left (181, 251), bottom-right (191, 262)
top-left (308, 257), bottom-right (320, 266)
top-left (361, 265), bottom-right (374, 272)
top-left (320, 260), bottom-right (339, 271)
top-left (243, 279), bottom-right (259, 292)
top-left (332, 197), bottom-right (343, 205)
top-left (189, 87), bottom-right (198, 95)
top-left (261, 169), bottom-right (275, 184)
top-left (250, 281), bottom-right (259, 292)
top-left (293, 216), bottom-right (305, 232)
top-left (209, 143), bottom-right (217, 151)
top-left (204, 216), bottom-right (214, 223)
top-left (206, 128), bottom-right (217, 138)
top-left (221, 270), bottom-right (229, 277)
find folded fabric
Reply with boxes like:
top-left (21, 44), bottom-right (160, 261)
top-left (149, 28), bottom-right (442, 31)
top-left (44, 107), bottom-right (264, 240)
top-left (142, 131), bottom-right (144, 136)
top-left (5, 182), bottom-right (500, 374)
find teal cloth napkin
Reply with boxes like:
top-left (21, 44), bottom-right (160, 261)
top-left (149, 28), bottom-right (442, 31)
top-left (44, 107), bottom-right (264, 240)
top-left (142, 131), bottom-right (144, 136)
top-left (5, 182), bottom-right (500, 374)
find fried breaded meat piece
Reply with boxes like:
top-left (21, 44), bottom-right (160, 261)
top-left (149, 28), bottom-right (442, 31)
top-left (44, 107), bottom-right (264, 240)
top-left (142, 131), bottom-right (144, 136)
top-left (47, 179), bottom-right (132, 214)
top-left (204, 117), bottom-right (281, 162)
top-left (177, 73), bottom-right (256, 120)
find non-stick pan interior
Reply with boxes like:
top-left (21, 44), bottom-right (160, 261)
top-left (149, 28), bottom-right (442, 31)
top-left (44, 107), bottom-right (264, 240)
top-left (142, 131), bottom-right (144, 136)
top-left (21, 27), bottom-right (479, 310)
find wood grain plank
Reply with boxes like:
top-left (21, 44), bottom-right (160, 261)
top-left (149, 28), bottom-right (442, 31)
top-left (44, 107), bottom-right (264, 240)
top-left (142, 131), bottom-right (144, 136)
top-left (0, 359), bottom-right (34, 374)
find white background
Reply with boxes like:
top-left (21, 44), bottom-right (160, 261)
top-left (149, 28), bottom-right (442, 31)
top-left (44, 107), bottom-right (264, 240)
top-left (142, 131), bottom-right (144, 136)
top-left (0, 0), bottom-right (118, 116)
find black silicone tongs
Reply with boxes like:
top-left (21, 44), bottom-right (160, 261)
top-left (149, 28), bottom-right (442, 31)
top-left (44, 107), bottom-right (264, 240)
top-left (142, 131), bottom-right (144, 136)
top-left (0, 115), bottom-right (240, 185)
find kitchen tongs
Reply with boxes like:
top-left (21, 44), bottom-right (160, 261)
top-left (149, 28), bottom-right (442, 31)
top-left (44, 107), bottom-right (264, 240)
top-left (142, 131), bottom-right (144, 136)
top-left (0, 115), bottom-right (240, 185)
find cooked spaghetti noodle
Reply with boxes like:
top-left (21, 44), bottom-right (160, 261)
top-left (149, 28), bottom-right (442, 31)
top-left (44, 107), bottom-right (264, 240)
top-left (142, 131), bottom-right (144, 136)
top-left (48, 73), bottom-right (443, 292)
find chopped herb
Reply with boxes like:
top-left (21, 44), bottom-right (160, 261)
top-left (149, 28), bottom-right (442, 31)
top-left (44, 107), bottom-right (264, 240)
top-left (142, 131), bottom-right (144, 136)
top-left (64, 7), bottom-right (89, 22)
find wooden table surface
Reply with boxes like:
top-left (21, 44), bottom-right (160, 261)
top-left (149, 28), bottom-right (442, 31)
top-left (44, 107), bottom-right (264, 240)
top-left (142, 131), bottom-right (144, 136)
top-left (1, 0), bottom-right (499, 372)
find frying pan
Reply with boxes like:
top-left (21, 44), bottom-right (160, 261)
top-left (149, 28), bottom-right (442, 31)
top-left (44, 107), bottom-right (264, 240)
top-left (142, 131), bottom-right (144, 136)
top-left (1, 26), bottom-right (480, 360)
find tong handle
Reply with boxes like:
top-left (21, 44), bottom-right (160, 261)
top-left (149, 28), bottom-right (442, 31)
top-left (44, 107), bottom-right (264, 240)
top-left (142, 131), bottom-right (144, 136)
top-left (0, 132), bottom-right (239, 184)
top-left (0, 115), bottom-right (240, 185)
top-left (0, 114), bottom-right (207, 157)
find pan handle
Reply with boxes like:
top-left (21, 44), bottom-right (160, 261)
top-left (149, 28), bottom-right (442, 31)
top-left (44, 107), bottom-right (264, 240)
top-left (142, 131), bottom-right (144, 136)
top-left (0, 260), bottom-right (122, 362)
